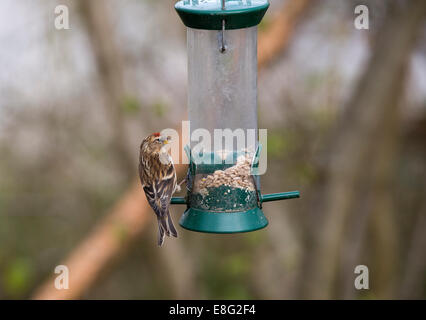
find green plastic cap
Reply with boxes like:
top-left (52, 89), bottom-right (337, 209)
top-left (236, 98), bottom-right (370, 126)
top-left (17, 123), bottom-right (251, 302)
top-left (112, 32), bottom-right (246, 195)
top-left (175, 0), bottom-right (269, 30)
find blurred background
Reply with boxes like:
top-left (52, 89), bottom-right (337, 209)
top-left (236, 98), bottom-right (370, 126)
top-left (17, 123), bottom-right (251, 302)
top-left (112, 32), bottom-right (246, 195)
top-left (0, 0), bottom-right (425, 299)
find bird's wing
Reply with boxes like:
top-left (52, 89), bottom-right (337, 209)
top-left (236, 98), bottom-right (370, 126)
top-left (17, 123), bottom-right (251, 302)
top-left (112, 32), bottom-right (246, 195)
top-left (157, 174), bottom-right (175, 214)
top-left (143, 184), bottom-right (160, 215)
top-left (143, 167), bottom-right (176, 218)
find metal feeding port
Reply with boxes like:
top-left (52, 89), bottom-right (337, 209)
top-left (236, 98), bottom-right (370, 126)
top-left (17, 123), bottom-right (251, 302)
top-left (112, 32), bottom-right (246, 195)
top-left (171, 0), bottom-right (300, 233)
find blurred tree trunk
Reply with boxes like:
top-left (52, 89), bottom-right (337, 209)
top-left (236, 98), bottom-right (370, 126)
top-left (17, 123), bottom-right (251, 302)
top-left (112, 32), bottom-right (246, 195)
top-left (398, 112), bottom-right (426, 298)
top-left (341, 75), bottom-right (402, 299)
top-left (78, 0), bottom-right (135, 182)
top-left (304, 0), bottom-right (426, 299)
top-left (367, 102), bottom-right (401, 299)
top-left (399, 203), bottom-right (426, 298)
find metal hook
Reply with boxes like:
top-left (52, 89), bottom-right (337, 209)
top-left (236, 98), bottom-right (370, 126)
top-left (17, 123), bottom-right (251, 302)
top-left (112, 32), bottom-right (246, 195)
top-left (219, 0), bottom-right (226, 53)
top-left (220, 20), bottom-right (227, 53)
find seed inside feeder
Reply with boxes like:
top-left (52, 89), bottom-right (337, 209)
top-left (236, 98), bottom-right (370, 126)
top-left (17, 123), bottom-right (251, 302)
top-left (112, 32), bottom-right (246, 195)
top-left (194, 153), bottom-right (256, 197)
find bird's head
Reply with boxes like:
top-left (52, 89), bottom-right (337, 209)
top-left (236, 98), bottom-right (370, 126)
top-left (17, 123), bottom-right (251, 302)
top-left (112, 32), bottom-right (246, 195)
top-left (141, 132), bottom-right (172, 154)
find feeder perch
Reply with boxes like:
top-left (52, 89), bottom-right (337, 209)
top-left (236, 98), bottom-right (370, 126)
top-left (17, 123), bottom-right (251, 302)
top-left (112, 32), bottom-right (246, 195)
top-left (171, 0), bottom-right (300, 233)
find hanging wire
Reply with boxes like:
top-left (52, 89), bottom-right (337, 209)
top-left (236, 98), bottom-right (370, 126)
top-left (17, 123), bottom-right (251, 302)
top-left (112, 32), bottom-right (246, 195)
top-left (220, 20), bottom-right (227, 53)
top-left (220, 0), bottom-right (226, 53)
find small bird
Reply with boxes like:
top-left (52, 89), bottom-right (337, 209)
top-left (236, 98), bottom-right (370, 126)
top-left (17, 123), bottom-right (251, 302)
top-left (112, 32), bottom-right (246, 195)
top-left (139, 133), bottom-right (180, 246)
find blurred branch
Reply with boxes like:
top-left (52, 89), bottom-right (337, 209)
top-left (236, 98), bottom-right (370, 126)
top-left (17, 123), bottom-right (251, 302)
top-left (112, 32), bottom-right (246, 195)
top-left (32, 181), bottom-right (147, 299)
top-left (305, 0), bottom-right (426, 299)
top-left (32, 0), bottom-right (308, 300)
top-left (258, 0), bottom-right (313, 69)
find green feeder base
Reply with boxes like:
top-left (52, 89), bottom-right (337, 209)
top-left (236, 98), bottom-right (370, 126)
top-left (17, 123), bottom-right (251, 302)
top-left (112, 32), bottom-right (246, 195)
top-left (179, 207), bottom-right (268, 234)
top-left (172, 191), bottom-right (300, 234)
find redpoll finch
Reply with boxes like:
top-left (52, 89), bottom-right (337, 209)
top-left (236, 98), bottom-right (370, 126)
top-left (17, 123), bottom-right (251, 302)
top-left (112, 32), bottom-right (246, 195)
top-left (139, 133), bottom-right (180, 246)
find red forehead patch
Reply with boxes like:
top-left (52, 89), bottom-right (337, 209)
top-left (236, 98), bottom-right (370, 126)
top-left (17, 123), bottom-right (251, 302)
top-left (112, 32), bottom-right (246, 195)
top-left (153, 132), bottom-right (160, 137)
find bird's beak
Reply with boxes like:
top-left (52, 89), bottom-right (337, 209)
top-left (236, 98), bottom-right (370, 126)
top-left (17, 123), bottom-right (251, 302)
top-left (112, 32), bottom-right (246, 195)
top-left (160, 136), bottom-right (171, 144)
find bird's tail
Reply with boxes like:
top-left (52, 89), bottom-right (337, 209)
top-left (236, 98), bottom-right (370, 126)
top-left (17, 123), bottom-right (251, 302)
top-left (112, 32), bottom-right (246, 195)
top-left (167, 210), bottom-right (178, 238)
top-left (157, 218), bottom-right (165, 246)
top-left (157, 211), bottom-right (178, 246)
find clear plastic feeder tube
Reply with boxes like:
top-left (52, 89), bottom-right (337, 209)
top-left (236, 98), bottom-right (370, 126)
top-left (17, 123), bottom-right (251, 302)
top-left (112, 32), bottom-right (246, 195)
top-left (187, 26), bottom-right (259, 212)
top-left (188, 26), bottom-right (258, 154)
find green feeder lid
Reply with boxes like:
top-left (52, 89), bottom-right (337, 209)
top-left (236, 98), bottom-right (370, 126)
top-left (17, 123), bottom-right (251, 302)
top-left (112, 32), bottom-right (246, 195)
top-left (175, 0), bottom-right (269, 30)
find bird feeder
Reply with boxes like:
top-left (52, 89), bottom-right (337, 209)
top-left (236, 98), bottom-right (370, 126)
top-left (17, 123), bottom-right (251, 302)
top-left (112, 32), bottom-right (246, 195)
top-left (171, 0), bottom-right (300, 233)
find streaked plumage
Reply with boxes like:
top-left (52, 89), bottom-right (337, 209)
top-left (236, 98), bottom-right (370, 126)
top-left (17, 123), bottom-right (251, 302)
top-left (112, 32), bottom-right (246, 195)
top-left (139, 133), bottom-right (178, 246)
